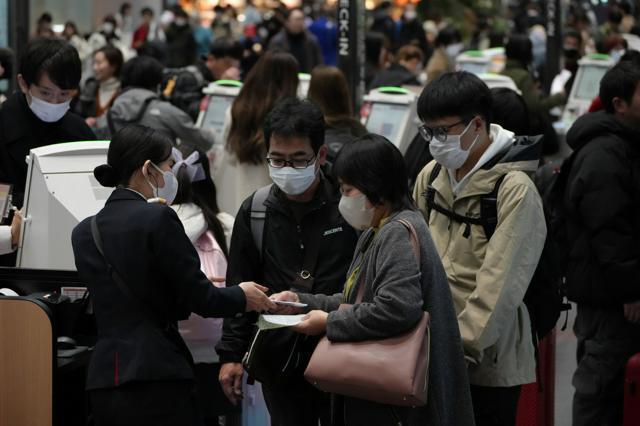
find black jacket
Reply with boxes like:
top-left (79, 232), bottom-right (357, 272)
top-left (564, 111), bottom-right (640, 308)
top-left (0, 92), bottom-right (95, 207)
top-left (267, 29), bottom-right (323, 73)
top-left (370, 63), bottom-right (421, 90)
top-left (72, 189), bottom-right (246, 390)
top-left (215, 177), bottom-right (358, 363)
top-left (324, 117), bottom-right (368, 164)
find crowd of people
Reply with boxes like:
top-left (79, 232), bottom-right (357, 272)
top-left (1, 1), bottom-right (640, 426)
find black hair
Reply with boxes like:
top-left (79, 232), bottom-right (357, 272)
top-left (94, 124), bottom-right (173, 187)
top-left (435, 27), bottom-right (462, 47)
top-left (417, 71), bottom-right (492, 131)
top-left (505, 34), bottom-right (533, 68)
top-left (141, 7), bottom-right (154, 16)
top-left (64, 21), bottom-right (79, 36)
top-left (600, 61), bottom-right (640, 114)
top-left (19, 38), bottom-right (81, 89)
top-left (120, 55), bottom-right (164, 90)
top-left (608, 8), bottom-right (623, 25)
top-left (0, 48), bottom-right (14, 80)
top-left (333, 134), bottom-right (415, 212)
top-left (120, 2), bottom-right (131, 14)
top-left (619, 2), bottom-right (632, 15)
top-left (209, 37), bottom-right (243, 61)
top-left (173, 147), bottom-right (229, 257)
top-left (620, 49), bottom-right (640, 64)
top-left (263, 98), bottom-right (325, 154)
top-left (38, 13), bottom-right (52, 24)
top-left (284, 7), bottom-right (304, 20)
top-left (490, 88), bottom-right (530, 136)
top-left (564, 29), bottom-right (583, 45)
top-left (95, 45), bottom-right (125, 78)
top-left (365, 32), bottom-right (388, 66)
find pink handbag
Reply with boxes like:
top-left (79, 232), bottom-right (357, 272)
top-left (304, 219), bottom-right (430, 407)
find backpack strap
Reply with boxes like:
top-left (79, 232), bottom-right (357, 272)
top-left (479, 174), bottom-right (507, 240)
top-left (250, 184), bottom-right (272, 262)
top-left (425, 163), bottom-right (442, 222)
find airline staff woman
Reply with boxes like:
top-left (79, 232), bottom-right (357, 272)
top-left (72, 124), bottom-right (276, 426)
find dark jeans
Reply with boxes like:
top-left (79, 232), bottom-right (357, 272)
top-left (262, 379), bottom-right (331, 426)
top-left (470, 384), bottom-right (522, 426)
top-left (89, 380), bottom-right (202, 426)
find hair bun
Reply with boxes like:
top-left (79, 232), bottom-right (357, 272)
top-left (94, 164), bottom-right (119, 187)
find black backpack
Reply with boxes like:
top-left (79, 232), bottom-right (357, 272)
top-left (161, 66), bottom-right (206, 121)
top-left (424, 160), bottom-right (572, 343)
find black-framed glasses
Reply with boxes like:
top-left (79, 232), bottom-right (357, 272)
top-left (266, 155), bottom-right (316, 169)
top-left (418, 120), bottom-right (466, 143)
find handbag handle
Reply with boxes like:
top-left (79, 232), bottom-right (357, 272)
top-left (354, 219), bottom-right (421, 304)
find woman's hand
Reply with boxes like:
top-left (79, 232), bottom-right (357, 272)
top-left (10, 210), bottom-right (22, 249)
top-left (270, 291), bottom-right (301, 315)
top-left (293, 310), bottom-right (328, 336)
top-left (238, 282), bottom-right (277, 313)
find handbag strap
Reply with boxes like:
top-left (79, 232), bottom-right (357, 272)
top-left (354, 218), bottom-right (421, 304)
top-left (90, 215), bottom-right (166, 327)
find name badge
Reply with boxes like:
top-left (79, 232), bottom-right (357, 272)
top-left (323, 227), bottom-right (343, 237)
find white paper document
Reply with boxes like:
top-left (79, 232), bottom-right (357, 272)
top-left (258, 314), bottom-right (306, 331)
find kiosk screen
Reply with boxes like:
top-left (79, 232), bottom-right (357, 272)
top-left (201, 95), bottom-right (235, 136)
top-left (366, 103), bottom-right (409, 143)
top-left (574, 66), bottom-right (608, 100)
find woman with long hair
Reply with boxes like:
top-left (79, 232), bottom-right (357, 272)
top-left (214, 50), bottom-right (300, 214)
top-left (308, 66), bottom-right (367, 163)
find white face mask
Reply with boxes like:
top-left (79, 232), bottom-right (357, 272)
top-left (339, 193), bottom-right (375, 231)
top-left (146, 162), bottom-right (179, 204)
top-left (428, 120), bottom-right (480, 171)
top-left (28, 93), bottom-right (70, 123)
top-left (269, 162), bottom-right (317, 196)
top-left (102, 22), bottom-right (115, 34)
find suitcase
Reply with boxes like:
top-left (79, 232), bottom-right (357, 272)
top-left (517, 331), bottom-right (556, 426)
top-left (623, 353), bottom-right (640, 426)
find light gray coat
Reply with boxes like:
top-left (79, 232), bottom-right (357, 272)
top-left (299, 209), bottom-right (475, 426)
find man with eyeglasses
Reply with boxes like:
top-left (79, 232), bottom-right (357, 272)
top-left (412, 71), bottom-right (546, 426)
top-left (216, 98), bottom-right (357, 426)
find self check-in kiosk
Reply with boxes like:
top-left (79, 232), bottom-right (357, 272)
top-left (298, 73), bottom-right (311, 99)
top-left (561, 53), bottom-right (615, 131)
top-left (196, 80), bottom-right (243, 144)
top-left (456, 48), bottom-right (507, 76)
top-left (360, 86), bottom-right (419, 154)
top-left (17, 141), bottom-right (111, 270)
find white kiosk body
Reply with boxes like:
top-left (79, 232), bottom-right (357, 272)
top-left (561, 54), bottom-right (615, 131)
top-left (17, 141), bottom-right (112, 270)
top-left (361, 87), bottom-right (419, 154)
top-left (456, 51), bottom-right (491, 75)
top-left (478, 73), bottom-right (522, 95)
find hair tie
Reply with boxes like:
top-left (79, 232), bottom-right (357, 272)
top-left (171, 148), bottom-right (206, 183)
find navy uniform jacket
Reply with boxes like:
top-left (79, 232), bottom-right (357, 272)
top-left (72, 188), bottom-right (246, 390)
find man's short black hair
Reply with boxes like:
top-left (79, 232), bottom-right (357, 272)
top-left (209, 37), bottom-right (243, 61)
top-left (141, 7), bottom-right (154, 16)
top-left (121, 56), bottom-right (164, 90)
top-left (19, 38), bottom-right (81, 89)
top-left (564, 29), bottom-right (583, 45)
top-left (600, 61), bottom-right (640, 114)
top-left (417, 71), bottom-right (492, 130)
top-left (264, 98), bottom-right (325, 154)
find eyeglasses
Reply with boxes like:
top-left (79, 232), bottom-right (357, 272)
top-left (266, 155), bottom-right (316, 169)
top-left (418, 120), bottom-right (466, 143)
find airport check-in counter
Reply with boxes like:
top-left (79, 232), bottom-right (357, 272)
top-left (360, 86), bottom-right (420, 155)
top-left (456, 48), bottom-right (507, 76)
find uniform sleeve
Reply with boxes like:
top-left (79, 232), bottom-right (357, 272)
top-left (153, 207), bottom-right (246, 318)
top-left (325, 223), bottom-right (424, 342)
top-left (458, 174), bottom-right (546, 363)
top-left (215, 197), bottom-right (262, 363)
top-left (569, 144), bottom-right (640, 304)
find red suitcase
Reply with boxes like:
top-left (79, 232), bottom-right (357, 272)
top-left (516, 331), bottom-right (556, 426)
top-left (623, 353), bottom-right (640, 426)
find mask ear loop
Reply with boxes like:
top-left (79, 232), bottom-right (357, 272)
top-left (142, 161), bottom-right (160, 198)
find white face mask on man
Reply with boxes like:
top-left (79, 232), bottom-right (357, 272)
top-left (28, 93), bottom-right (71, 123)
top-left (428, 120), bottom-right (480, 170)
top-left (269, 161), bottom-right (318, 195)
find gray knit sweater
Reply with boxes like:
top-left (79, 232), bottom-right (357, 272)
top-left (299, 209), bottom-right (475, 426)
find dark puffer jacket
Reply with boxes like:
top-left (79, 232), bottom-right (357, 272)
top-left (564, 110), bottom-right (640, 307)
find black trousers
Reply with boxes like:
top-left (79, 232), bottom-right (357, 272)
top-left (470, 384), bottom-right (522, 426)
top-left (89, 380), bottom-right (202, 426)
top-left (262, 379), bottom-right (331, 426)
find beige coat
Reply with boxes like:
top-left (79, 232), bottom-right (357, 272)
top-left (413, 128), bottom-right (545, 386)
